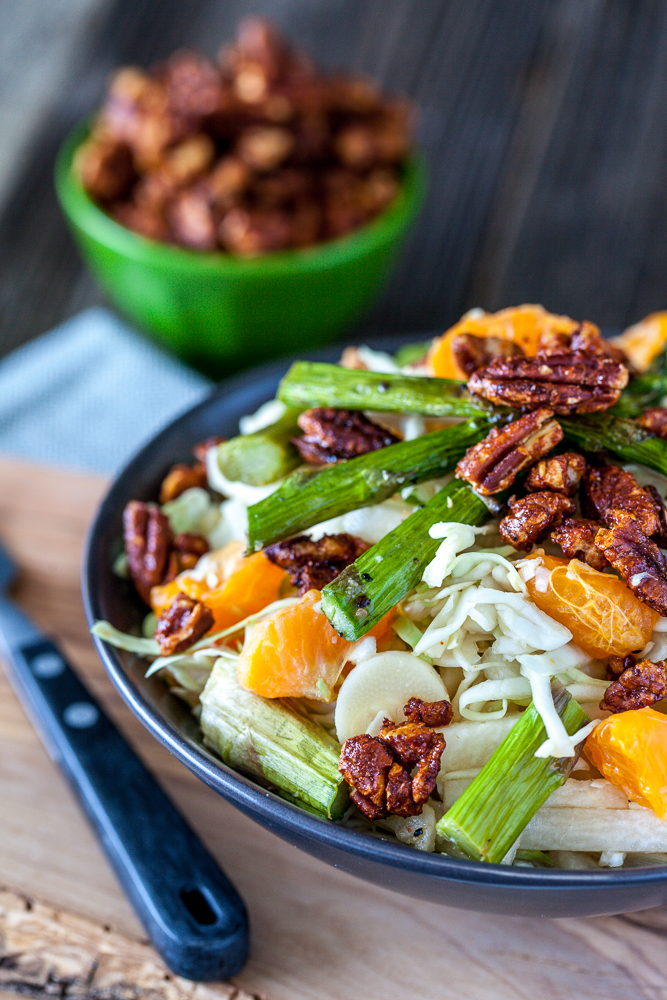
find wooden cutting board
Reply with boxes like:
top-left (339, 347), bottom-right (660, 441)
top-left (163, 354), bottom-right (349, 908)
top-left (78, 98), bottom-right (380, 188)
top-left (0, 454), bottom-right (665, 1000)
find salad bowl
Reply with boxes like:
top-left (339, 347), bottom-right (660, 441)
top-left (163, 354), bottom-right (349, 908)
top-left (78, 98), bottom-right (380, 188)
top-left (83, 336), bottom-right (667, 918)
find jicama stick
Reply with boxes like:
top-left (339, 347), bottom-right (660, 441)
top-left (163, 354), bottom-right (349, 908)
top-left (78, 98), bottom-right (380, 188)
top-left (442, 776), bottom-right (630, 812)
top-left (519, 805), bottom-right (667, 853)
top-left (209, 408), bottom-right (302, 487)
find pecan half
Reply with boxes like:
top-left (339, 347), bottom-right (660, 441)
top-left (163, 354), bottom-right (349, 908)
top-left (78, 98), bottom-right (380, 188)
top-left (607, 653), bottom-right (636, 681)
top-left (450, 334), bottom-right (523, 378)
top-left (403, 697), bottom-right (452, 728)
top-left (164, 532), bottom-right (211, 581)
top-left (293, 408), bottom-right (399, 464)
top-left (551, 517), bottom-right (609, 570)
top-left (600, 659), bottom-right (667, 713)
top-left (637, 407), bottom-right (667, 440)
top-left (526, 452), bottom-right (587, 496)
top-left (499, 491), bottom-right (576, 552)
top-left (570, 321), bottom-right (627, 362)
top-left (264, 532), bottom-right (369, 595)
top-left (123, 501), bottom-right (172, 603)
top-left (581, 465), bottom-right (660, 536)
top-left (338, 703), bottom-right (448, 820)
top-left (468, 352), bottom-right (629, 415)
top-left (159, 461), bottom-right (208, 503)
top-left (536, 329), bottom-right (572, 355)
top-left (595, 516), bottom-right (667, 616)
top-left (154, 593), bottom-right (214, 656)
top-left (645, 484), bottom-right (667, 548)
top-left (455, 408), bottom-right (563, 495)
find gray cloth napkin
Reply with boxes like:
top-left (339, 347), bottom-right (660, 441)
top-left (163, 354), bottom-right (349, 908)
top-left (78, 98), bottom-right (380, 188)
top-left (0, 308), bottom-right (212, 474)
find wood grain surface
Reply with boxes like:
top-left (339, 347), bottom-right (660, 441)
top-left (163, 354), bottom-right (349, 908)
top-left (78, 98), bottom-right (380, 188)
top-left (1, 455), bottom-right (667, 1000)
top-left (2, 0), bottom-right (667, 370)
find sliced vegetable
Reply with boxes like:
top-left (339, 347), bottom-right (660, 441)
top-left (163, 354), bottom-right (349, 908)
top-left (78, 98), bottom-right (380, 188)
top-left (247, 417), bottom-right (493, 552)
top-left (209, 408), bottom-right (302, 487)
top-left (200, 656), bottom-right (349, 819)
top-left (236, 588), bottom-right (393, 700)
top-left (321, 480), bottom-right (489, 641)
top-left (436, 684), bottom-right (589, 863)
top-left (585, 707), bottom-right (667, 819)
top-left (524, 554), bottom-right (658, 659)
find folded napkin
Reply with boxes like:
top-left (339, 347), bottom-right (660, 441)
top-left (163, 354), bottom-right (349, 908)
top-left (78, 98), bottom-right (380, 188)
top-left (0, 309), bottom-right (212, 474)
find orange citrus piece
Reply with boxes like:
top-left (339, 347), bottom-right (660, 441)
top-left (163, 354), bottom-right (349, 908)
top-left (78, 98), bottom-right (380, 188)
top-left (428, 305), bottom-right (579, 379)
top-left (524, 554), bottom-right (658, 659)
top-left (179, 549), bottom-right (286, 632)
top-left (150, 579), bottom-right (182, 617)
top-left (586, 707), bottom-right (667, 818)
top-left (610, 312), bottom-right (667, 373)
top-left (237, 589), bottom-right (394, 700)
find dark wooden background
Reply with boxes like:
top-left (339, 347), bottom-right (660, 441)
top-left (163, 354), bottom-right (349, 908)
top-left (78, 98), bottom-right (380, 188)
top-left (1, 0), bottom-right (666, 367)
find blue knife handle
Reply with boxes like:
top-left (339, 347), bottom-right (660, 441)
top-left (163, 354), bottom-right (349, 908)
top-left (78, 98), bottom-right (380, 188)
top-left (0, 603), bottom-right (249, 981)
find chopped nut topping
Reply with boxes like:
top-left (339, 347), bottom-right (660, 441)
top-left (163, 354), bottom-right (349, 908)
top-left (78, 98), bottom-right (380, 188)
top-left (154, 593), bottom-right (214, 656)
top-left (123, 501), bottom-right (172, 603)
top-left (450, 334), bottom-right (523, 378)
top-left (468, 352), bottom-right (629, 415)
top-left (338, 700), bottom-right (449, 820)
top-left (526, 452), bottom-right (587, 496)
top-left (403, 697), bottom-right (452, 728)
top-left (600, 658), bottom-right (667, 713)
top-left (595, 516), bottom-right (667, 617)
top-left (264, 532), bottom-right (369, 595)
top-left (581, 465), bottom-right (660, 536)
top-left (455, 408), bottom-right (563, 495)
top-left (499, 491), bottom-right (576, 552)
top-left (607, 653), bottom-right (636, 681)
top-left (159, 461), bottom-right (208, 503)
top-left (551, 518), bottom-right (609, 571)
top-left (637, 407), bottom-right (667, 440)
top-left (293, 408), bottom-right (399, 464)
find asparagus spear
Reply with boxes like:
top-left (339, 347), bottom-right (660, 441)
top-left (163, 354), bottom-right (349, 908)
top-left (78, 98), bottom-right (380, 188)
top-left (200, 657), bottom-right (348, 820)
top-left (278, 361), bottom-right (492, 419)
top-left (246, 417), bottom-right (493, 551)
top-left (560, 413), bottom-right (667, 477)
top-left (210, 408), bottom-right (302, 487)
top-left (436, 685), bottom-right (589, 863)
top-left (612, 370), bottom-right (667, 419)
top-left (321, 480), bottom-right (489, 641)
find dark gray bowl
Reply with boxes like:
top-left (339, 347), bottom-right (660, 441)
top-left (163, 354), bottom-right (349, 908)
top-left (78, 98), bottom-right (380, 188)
top-left (83, 338), bottom-right (667, 918)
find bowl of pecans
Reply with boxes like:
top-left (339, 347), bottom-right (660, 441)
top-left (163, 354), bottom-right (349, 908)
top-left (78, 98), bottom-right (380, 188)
top-left (55, 19), bottom-right (423, 374)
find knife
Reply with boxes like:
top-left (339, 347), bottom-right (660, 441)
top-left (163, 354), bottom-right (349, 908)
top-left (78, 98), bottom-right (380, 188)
top-left (0, 536), bottom-right (249, 981)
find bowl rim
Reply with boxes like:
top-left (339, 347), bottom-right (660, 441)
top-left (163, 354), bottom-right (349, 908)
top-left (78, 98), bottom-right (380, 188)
top-left (82, 337), bottom-right (667, 893)
top-left (55, 122), bottom-right (425, 275)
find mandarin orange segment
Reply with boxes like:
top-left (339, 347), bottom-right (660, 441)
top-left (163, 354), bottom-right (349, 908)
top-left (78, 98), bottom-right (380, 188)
top-left (585, 707), bottom-right (667, 818)
top-left (428, 305), bottom-right (579, 379)
top-left (610, 312), bottom-right (667, 373)
top-left (149, 579), bottom-right (181, 617)
top-left (237, 589), bottom-right (394, 700)
top-left (196, 551), bottom-right (286, 631)
top-left (525, 555), bottom-right (658, 659)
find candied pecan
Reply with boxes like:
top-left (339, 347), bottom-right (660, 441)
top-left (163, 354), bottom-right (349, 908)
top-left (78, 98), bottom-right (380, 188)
top-left (455, 408), bottom-right (563, 495)
top-left (645, 484), bottom-right (667, 548)
top-left (581, 465), bottom-right (660, 536)
top-left (154, 593), bottom-right (214, 656)
top-left (536, 329), bottom-right (572, 355)
top-left (159, 461), bottom-right (208, 503)
top-left (163, 532), bottom-right (210, 581)
top-left (193, 436), bottom-right (225, 463)
top-left (637, 407), bottom-right (667, 440)
top-left (403, 697), bottom-right (453, 728)
top-left (293, 408), bottom-right (399, 464)
top-left (264, 532), bottom-right (369, 595)
top-left (595, 516), bottom-right (667, 616)
top-left (73, 137), bottom-right (135, 202)
top-left (123, 501), bottom-right (172, 603)
top-left (385, 761), bottom-right (418, 817)
top-left (606, 653), bottom-right (636, 682)
top-left (379, 719), bottom-right (445, 808)
top-left (526, 451), bottom-right (587, 496)
top-left (450, 333), bottom-right (523, 378)
top-left (499, 492), bottom-right (576, 552)
top-left (570, 321), bottom-right (627, 362)
top-left (551, 518), bottom-right (609, 570)
top-left (338, 733), bottom-right (394, 821)
top-left (468, 352), bottom-right (629, 415)
top-left (168, 189), bottom-right (217, 250)
top-left (601, 658), bottom-right (667, 713)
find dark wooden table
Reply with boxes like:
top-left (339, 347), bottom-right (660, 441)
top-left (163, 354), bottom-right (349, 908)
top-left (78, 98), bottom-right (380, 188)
top-left (1, 0), bottom-right (666, 366)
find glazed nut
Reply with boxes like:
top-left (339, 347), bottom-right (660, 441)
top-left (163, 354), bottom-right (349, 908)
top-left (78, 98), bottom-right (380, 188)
top-left (293, 408), bottom-right (399, 464)
top-left (455, 408), bottom-right (563, 495)
top-left (581, 465), bottom-right (660, 536)
top-left (550, 518), bottom-right (609, 571)
top-left (159, 462), bottom-right (208, 503)
top-left (450, 334), bottom-right (523, 378)
top-left (468, 352), bottom-right (629, 415)
top-left (499, 491), bottom-right (576, 552)
top-left (265, 532), bottom-right (369, 596)
top-left (570, 321), bottom-right (627, 362)
top-left (154, 593), bottom-right (214, 656)
top-left (637, 407), bottom-right (667, 440)
top-left (606, 653), bottom-right (636, 682)
top-left (237, 125), bottom-right (294, 172)
top-left (526, 452), bottom-right (587, 496)
top-left (600, 658), bottom-right (667, 714)
top-left (123, 501), bottom-right (172, 604)
top-left (595, 516), bottom-right (667, 617)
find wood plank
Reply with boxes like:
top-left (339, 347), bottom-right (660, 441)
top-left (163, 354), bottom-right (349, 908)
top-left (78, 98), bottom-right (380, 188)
top-left (1, 454), bottom-right (667, 999)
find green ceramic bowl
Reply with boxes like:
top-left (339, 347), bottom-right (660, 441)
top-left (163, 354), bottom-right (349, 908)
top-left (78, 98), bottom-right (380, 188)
top-left (55, 124), bottom-right (424, 374)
